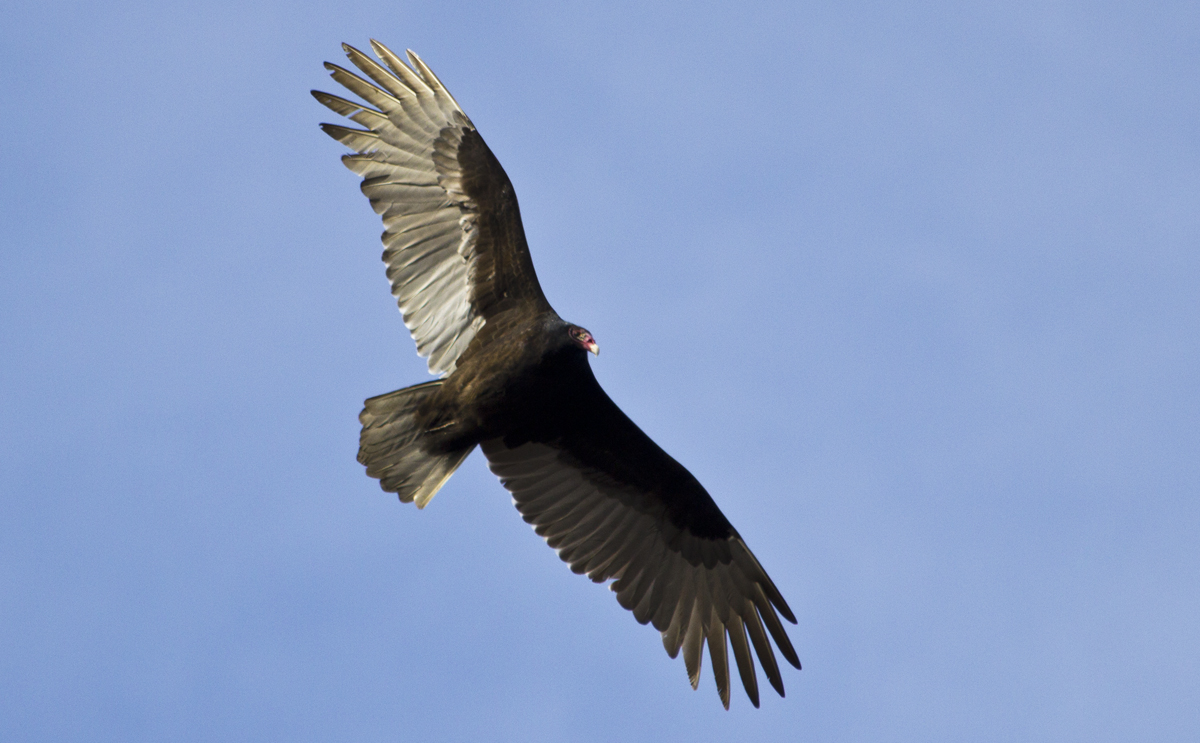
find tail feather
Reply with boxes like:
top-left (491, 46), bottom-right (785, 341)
top-left (358, 381), bottom-right (473, 508)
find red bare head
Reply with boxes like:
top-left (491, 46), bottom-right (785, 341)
top-left (568, 326), bottom-right (599, 356)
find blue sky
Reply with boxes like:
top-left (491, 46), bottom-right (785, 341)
top-left (2, 1), bottom-right (1198, 740)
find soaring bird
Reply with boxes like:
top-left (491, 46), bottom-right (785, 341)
top-left (313, 41), bottom-right (800, 708)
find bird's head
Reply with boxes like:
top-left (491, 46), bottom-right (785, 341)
top-left (568, 325), bottom-right (599, 356)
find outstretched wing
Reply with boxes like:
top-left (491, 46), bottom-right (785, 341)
top-left (314, 41), bottom-right (551, 376)
top-left (480, 374), bottom-right (800, 709)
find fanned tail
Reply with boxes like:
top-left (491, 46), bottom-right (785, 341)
top-left (357, 381), bottom-right (474, 508)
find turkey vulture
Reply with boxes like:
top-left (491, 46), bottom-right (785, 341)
top-left (313, 41), bottom-right (800, 708)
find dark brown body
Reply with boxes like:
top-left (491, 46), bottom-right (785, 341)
top-left (420, 310), bottom-right (738, 544)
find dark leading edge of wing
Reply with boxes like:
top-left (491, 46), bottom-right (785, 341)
top-left (315, 41), bottom-right (799, 708)
top-left (313, 41), bottom-right (549, 377)
top-left (482, 358), bottom-right (800, 708)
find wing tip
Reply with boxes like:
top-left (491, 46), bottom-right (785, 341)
top-left (773, 592), bottom-right (798, 624)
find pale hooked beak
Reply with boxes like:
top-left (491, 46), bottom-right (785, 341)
top-left (585, 340), bottom-right (599, 356)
